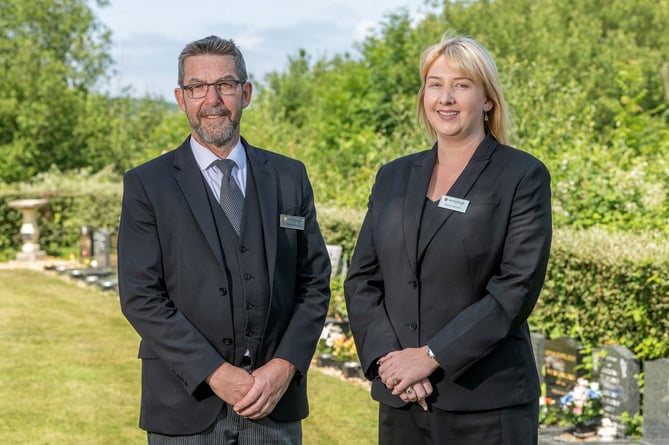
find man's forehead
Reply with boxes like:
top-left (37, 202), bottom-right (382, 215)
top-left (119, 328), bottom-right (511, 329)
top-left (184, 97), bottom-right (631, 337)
top-left (183, 55), bottom-right (236, 77)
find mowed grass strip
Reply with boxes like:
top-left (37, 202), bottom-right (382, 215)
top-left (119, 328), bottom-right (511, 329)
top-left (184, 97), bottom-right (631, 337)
top-left (0, 268), bottom-right (144, 445)
top-left (303, 370), bottom-right (377, 444)
top-left (0, 268), bottom-right (377, 444)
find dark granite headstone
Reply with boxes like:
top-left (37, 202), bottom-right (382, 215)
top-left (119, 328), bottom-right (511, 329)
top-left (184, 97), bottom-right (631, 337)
top-left (543, 337), bottom-right (585, 401)
top-left (593, 345), bottom-right (640, 437)
top-left (531, 331), bottom-right (546, 386)
top-left (644, 358), bottom-right (669, 444)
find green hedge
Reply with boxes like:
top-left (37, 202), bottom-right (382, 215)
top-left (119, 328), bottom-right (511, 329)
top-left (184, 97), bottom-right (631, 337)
top-left (320, 216), bottom-right (669, 364)
top-left (1, 173), bottom-right (667, 361)
top-left (532, 228), bottom-right (669, 361)
top-left (0, 167), bottom-right (122, 260)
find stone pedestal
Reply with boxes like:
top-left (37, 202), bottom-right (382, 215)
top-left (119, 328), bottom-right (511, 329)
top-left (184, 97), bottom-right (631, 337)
top-left (8, 199), bottom-right (48, 262)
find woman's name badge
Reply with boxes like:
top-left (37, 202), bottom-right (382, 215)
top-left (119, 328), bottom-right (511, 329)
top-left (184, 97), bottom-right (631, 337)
top-left (438, 195), bottom-right (469, 213)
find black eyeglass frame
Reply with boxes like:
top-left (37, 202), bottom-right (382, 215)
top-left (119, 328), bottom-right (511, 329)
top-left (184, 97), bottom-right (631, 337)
top-left (180, 79), bottom-right (246, 99)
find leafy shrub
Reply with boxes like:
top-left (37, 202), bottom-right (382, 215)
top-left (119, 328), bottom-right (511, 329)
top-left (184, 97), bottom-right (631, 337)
top-left (532, 228), bottom-right (669, 361)
top-left (0, 166), bottom-right (122, 260)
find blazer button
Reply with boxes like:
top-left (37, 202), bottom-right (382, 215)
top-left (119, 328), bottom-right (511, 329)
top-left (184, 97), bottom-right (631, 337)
top-left (246, 330), bottom-right (253, 337)
top-left (408, 281), bottom-right (418, 289)
top-left (409, 322), bottom-right (418, 331)
top-left (244, 273), bottom-right (254, 280)
top-left (222, 338), bottom-right (233, 345)
top-left (246, 302), bottom-right (254, 310)
top-left (219, 287), bottom-right (228, 296)
top-left (239, 246), bottom-right (247, 253)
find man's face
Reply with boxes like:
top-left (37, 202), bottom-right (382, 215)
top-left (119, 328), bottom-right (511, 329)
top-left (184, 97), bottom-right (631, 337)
top-left (174, 54), bottom-right (252, 153)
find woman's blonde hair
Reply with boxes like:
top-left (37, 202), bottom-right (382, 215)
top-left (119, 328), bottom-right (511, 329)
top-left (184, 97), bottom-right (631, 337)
top-left (416, 32), bottom-right (510, 144)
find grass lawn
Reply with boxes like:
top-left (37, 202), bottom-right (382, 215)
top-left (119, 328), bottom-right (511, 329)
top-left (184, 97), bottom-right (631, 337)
top-left (304, 371), bottom-right (377, 444)
top-left (0, 268), bottom-right (377, 444)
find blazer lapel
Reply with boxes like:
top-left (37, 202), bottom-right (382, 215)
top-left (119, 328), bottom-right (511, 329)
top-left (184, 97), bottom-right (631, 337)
top-left (244, 140), bottom-right (278, 286)
top-left (403, 147), bottom-right (436, 272)
top-left (416, 135), bottom-right (498, 259)
top-left (172, 139), bottom-right (226, 269)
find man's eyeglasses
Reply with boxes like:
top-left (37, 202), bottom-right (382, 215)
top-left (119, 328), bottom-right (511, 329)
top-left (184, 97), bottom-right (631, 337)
top-left (181, 79), bottom-right (246, 99)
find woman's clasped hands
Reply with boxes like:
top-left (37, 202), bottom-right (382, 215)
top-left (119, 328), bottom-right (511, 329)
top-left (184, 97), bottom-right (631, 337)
top-left (377, 346), bottom-right (440, 411)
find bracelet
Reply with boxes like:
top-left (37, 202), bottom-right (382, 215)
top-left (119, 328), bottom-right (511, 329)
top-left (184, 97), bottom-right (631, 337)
top-left (426, 346), bottom-right (440, 366)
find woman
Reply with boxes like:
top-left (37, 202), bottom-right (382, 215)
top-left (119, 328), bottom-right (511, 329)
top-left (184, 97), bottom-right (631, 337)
top-left (344, 32), bottom-right (552, 444)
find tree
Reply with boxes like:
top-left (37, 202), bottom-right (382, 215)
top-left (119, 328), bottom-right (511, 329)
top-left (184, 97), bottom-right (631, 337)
top-left (245, 0), bottom-right (668, 233)
top-left (0, 0), bottom-right (115, 182)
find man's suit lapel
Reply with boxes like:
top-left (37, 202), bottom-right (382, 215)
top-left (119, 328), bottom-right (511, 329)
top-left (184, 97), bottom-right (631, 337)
top-left (415, 135), bottom-right (497, 259)
top-left (244, 141), bottom-right (278, 285)
top-left (172, 139), bottom-right (226, 269)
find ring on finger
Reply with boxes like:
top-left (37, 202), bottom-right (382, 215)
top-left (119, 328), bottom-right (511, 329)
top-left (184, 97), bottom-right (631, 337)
top-left (405, 387), bottom-right (413, 395)
top-left (391, 376), bottom-right (398, 385)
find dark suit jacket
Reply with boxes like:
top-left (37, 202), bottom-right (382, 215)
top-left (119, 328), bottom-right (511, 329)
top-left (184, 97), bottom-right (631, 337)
top-left (118, 137), bottom-right (331, 434)
top-left (344, 134), bottom-right (552, 411)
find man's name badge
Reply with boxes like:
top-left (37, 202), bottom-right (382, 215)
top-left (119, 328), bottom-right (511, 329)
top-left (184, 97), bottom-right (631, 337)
top-left (438, 195), bottom-right (470, 213)
top-left (280, 214), bottom-right (305, 230)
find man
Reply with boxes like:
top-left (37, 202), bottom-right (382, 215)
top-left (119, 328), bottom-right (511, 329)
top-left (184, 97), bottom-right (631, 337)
top-left (117, 35), bottom-right (331, 444)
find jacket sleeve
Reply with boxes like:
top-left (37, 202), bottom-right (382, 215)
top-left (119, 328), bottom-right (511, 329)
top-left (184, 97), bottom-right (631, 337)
top-left (344, 168), bottom-right (403, 379)
top-left (270, 162), bottom-right (332, 376)
top-left (429, 160), bottom-right (552, 381)
top-left (117, 169), bottom-right (224, 396)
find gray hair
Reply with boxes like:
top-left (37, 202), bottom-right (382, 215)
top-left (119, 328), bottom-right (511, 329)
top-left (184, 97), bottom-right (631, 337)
top-left (177, 35), bottom-right (248, 86)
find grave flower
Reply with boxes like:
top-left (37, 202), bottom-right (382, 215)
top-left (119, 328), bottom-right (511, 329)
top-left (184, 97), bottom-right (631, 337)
top-left (316, 322), bottom-right (344, 356)
top-left (332, 334), bottom-right (358, 363)
top-left (560, 378), bottom-right (604, 432)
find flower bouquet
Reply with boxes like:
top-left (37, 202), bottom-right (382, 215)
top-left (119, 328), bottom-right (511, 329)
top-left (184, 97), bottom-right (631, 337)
top-left (559, 378), bottom-right (604, 437)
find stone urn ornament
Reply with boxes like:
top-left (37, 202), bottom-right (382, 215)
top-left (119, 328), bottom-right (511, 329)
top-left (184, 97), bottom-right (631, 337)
top-left (8, 198), bottom-right (48, 261)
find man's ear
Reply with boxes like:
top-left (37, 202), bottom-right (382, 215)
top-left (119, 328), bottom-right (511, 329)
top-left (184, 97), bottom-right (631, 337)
top-left (175, 88), bottom-right (187, 112)
top-left (242, 82), bottom-right (253, 108)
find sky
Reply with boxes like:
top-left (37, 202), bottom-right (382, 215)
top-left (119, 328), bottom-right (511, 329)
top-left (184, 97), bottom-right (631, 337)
top-left (89, 0), bottom-right (431, 103)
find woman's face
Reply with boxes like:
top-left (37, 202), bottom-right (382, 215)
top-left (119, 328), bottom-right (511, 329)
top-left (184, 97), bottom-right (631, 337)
top-left (423, 56), bottom-right (492, 145)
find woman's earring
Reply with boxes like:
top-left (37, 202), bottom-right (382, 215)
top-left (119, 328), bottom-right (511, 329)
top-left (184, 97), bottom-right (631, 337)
top-left (484, 111), bottom-right (489, 122)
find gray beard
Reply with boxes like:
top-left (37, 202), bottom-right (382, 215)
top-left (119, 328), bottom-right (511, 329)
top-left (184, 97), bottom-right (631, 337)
top-left (192, 117), bottom-right (239, 148)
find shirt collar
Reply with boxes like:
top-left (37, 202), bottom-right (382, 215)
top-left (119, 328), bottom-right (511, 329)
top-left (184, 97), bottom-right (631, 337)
top-left (189, 136), bottom-right (247, 172)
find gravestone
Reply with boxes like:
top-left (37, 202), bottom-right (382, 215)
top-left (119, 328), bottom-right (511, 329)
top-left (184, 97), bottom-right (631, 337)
top-left (109, 232), bottom-right (118, 271)
top-left (70, 228), bottom-right (113, 282)
top-left (543, 337), bottom-right (585, 401)
top-left (592, 345), bottom-right (640, 437)
top-left (79, 225), bottom-right (94, 263)
top-left (531, 331), bottom-right (545, 386)
top-left (326, 244), bottom-right (346, 276)
top-left (643, 358), bottom-right (669, 444)
top-left (92, 228), bottom-right (110, 269)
